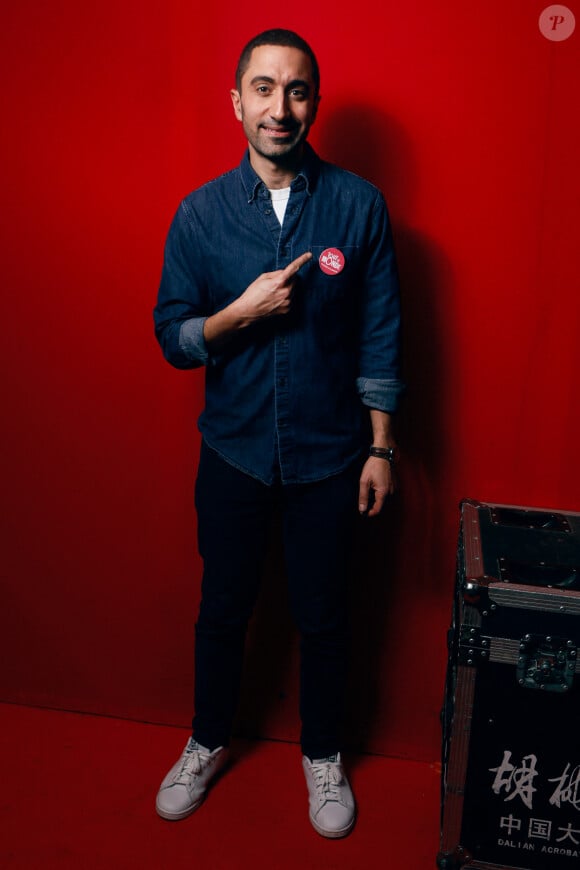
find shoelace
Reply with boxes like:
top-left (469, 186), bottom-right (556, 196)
top-left (173, 743), bottom-right (205, 784)
top-left (310, 760), bottom-right (343, 805)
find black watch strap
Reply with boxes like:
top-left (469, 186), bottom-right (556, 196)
top-left (369, 446), bottom-right (396, 464)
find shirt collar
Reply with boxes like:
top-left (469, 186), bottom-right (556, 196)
top-left (239, 143), bottom-right (320, 202)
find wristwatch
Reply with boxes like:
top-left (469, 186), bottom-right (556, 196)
top-left (369, 445), bottom-right (396, 464)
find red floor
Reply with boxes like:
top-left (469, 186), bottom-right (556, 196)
top-left (0, 703), bottom-right (441, 868)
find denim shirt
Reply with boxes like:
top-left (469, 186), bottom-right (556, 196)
top-left (154, 145), bottom-right (404, 485)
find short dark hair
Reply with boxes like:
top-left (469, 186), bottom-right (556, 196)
top-left (235, 29), bottom-right (320, 96)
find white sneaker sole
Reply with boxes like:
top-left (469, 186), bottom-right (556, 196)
top-left (155, 794), bottom-right (205, 821)
top-left (309, 811), bottom-right (356, 839)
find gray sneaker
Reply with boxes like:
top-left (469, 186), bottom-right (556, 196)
top-left (156, 737), bottom-right (228, 820)
top-left (302, 752), bottom-right (356, 838)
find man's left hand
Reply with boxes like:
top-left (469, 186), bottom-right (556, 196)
top-left (358, 456), bottom-right (396, 517)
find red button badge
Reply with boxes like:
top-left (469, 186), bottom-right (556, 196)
top-left (319, 248), bottom-right (345, 276)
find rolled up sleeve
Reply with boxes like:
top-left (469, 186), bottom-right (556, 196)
top-left (356, 376), bottom-right (405, 413)
top-left (178, 317), bottom-right (209, 366)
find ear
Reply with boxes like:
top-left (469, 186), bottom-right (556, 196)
top-left (230, 89), bottom-right (242, 122)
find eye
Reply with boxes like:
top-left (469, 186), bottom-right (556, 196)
top-left (289, 89), bottom-right (307, 100)
top-left (256, 85), bottom-right (271, 95)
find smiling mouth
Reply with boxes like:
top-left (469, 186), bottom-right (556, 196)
top-left (261, 126), bottom-right (295, 138)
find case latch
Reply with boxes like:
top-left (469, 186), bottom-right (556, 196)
top-left (517, 635), bottom-right (577, 692)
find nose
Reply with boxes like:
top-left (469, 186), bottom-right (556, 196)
top-left (269, 89), bottom-right (290, 121)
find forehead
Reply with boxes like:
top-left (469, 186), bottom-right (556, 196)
top-left (241, 44), bottom-right (314, 86)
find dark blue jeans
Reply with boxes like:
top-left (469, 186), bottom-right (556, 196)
top-left (192, 441), bottom-right (361, 759)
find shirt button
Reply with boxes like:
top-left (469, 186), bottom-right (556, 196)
top-left (264, 208), bottom-right (272, 215)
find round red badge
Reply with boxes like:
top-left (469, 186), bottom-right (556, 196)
top-left (319, 248), bottom-right (345, 276)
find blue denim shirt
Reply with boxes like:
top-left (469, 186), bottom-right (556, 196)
top-left (154, 145), bottom-right (404, 485)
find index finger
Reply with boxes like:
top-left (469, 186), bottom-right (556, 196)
top-left (282, 251), bottom-right (312, 279)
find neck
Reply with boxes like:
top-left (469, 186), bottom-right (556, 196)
top-left (248, 145), bottom-right (304, 189)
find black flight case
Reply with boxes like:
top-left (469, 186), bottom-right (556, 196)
top-left (438, 498), bottom-right (580, 870)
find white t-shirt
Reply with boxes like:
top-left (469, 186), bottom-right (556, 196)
top-left (268, 187), bottom-right (291, 225)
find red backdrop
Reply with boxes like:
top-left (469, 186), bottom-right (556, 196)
top-left (2, 0), bottom-right (579, 761)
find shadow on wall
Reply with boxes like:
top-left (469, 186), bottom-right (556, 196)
top-left (234, 104), bottom-right (457, 755)
top-left (322, 105), bottom-right (459, 753)
top-left (322, 105), bottom-right (458, 751)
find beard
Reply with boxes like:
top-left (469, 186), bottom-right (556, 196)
top-left (242, 118), bottom-right (309, 165)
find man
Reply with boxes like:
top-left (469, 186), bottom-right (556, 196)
top-left (153, 29), bottom-right (404, 839)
